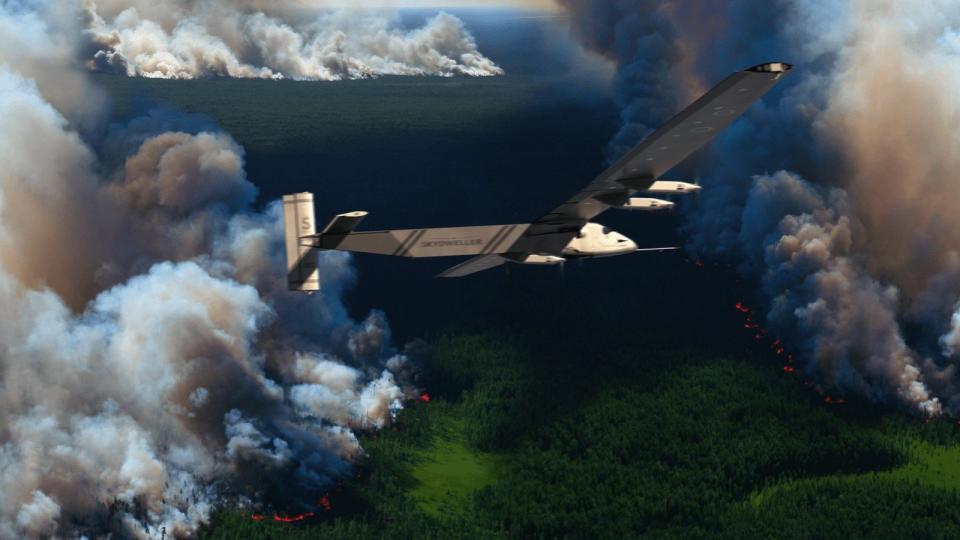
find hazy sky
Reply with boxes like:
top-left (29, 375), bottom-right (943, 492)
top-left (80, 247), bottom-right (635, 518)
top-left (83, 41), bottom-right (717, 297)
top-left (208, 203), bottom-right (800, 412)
top-left (306, 0), bottom-right (559, 9)
top-left (398, 0), bottom-right (557, 6)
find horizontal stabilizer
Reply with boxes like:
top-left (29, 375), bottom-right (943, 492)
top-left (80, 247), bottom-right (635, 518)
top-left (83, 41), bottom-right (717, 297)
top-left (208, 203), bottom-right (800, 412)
top-left (322, 211), bottom-right (368, 235)
top-left (437, 254), bottom-right (506, 278)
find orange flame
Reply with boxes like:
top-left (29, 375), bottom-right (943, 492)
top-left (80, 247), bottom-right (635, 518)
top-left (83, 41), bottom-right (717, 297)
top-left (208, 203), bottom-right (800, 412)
top-left (419, 393), bottom-right (431, 403)
top-left (251, 511), bottom-right (316, 523)
top-left (273, 512), bottom-right (315, 523)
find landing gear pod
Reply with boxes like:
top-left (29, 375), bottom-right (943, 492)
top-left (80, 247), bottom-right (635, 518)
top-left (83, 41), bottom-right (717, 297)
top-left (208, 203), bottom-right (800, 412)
top-left (508, 253), bottom-right (566, 265)
top-left (621, 198), bottom-right (675, 211)
top-left (283, 192), bottom-right (320, 292)
top-left (644, 181), bottom-right (701, 194)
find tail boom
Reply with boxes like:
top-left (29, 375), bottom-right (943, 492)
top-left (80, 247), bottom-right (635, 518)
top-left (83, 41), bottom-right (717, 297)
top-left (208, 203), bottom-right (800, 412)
top-left (310, 223), bottom-right (530, 258)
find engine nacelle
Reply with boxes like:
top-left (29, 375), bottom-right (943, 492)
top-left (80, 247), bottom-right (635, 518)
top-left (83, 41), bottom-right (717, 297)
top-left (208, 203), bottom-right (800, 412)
top-left (562, 222), bottom-right (637, 258)
top-left (645, 181), bottom-right (701, 194)
top-left (507, 253), bottom-right (565, 265)
top-left (620, 198), bottom-right (675, 211)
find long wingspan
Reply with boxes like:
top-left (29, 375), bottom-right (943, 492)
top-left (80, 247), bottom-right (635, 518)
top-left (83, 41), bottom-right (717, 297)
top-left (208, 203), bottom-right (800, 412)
top-left (521, 62), bottom-right (792, 246)
top-left (284, 62), bottom-right (792, 285)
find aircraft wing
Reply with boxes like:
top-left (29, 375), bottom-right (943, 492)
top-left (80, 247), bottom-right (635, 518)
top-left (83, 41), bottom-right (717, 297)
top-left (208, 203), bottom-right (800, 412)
top-left (284, 62), bottom-right (793, 286)
top-left (524, 62), bottom-right (792, 241)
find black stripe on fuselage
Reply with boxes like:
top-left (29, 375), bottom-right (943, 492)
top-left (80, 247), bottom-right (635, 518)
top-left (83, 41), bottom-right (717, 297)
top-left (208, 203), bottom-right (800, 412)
top-left (392, 229), bottom-right (420, 256)
top-left (487, 224), bottom-right (517, 254)
top-left (399, 229), bottom-right (428, 257)
top-left (481, 225), bottom-right (511, 255)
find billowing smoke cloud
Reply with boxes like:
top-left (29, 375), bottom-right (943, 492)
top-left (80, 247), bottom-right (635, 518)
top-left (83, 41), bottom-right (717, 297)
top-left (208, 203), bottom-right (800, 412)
top-left (745, 172), bottom-right (940, 415)
top-left (0, 2), bottom-right (418, 538)
top-left (83, 0), bottom-right (503, 79)
top-left (557, 0), bottom-right (960, 415)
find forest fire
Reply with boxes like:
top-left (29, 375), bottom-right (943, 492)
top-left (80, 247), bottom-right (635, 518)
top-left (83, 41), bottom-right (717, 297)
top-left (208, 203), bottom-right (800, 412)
top-left (420, 392), bottom-right (431, 402)
top-left (274, 512), bottom-right (315, 523)
top-left (250, 511), bottom-right (316, 523)
top-left (733, 301), bottom-right (846, 406)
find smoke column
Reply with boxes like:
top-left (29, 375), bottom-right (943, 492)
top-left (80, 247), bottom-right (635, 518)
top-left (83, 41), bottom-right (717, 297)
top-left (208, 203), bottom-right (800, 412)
top-left (83, 0), bottom-right (503, 79)
top-left (557, 0), bottom-right (960, 415)
top-left (0, 1), bottom-right (466, 537)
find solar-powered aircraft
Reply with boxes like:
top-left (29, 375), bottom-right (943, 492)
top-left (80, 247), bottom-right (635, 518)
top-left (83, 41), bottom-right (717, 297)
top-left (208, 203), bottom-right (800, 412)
top-left (283, 62), bottom-right (792, 291)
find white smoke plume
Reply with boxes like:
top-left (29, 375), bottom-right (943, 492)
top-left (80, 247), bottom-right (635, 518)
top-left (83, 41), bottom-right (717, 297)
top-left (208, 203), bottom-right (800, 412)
top-left (83, 0), bottom-right (504, 80)
top-left (0, 2), bottom-right (418, 537)
top-left (745, 172), bottom-right (941, 415)
top-left (557, 0), bottom-right (960, 415)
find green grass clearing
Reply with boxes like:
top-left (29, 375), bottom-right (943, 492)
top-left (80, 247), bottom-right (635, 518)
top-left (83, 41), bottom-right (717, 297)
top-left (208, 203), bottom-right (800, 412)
top-left (408, 416), bottom-right (501, 518)
top-left (750, 440), bottom-right (960, 507)
top-left (889, 441), bottom-right (960, 489)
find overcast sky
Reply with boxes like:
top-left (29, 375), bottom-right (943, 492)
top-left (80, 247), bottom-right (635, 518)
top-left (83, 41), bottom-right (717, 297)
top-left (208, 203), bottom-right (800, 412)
top-left (304, 0), bottom-right (559, 9)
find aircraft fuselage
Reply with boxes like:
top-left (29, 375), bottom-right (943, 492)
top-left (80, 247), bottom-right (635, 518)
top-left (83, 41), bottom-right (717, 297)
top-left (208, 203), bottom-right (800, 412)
top-left (560, 222), bottom-right (637, 258)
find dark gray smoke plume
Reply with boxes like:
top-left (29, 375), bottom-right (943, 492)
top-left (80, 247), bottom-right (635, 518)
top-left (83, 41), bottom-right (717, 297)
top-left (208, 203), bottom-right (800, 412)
top-left (82, 0), bottom-right (503, 79)
top-left (557, 0), bottom-right (960, 415)
top-left (0, 2), bottom-right (425, 537)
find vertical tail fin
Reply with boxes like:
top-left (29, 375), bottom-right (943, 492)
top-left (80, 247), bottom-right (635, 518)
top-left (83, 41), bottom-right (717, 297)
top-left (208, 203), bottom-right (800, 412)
top-left (283, 192), bottom-right (320, 292)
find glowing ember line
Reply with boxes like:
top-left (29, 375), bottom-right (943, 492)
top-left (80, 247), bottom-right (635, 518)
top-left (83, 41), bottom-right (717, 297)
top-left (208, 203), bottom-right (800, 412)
top-left (273, 512), bottom-right (315, 523)
top-left (250, 511), bottom-right (316, 523)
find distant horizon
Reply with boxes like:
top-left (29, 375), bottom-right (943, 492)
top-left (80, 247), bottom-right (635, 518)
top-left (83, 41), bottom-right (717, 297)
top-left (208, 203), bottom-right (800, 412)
top-left (294, 0), bottom-right (559, 10)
